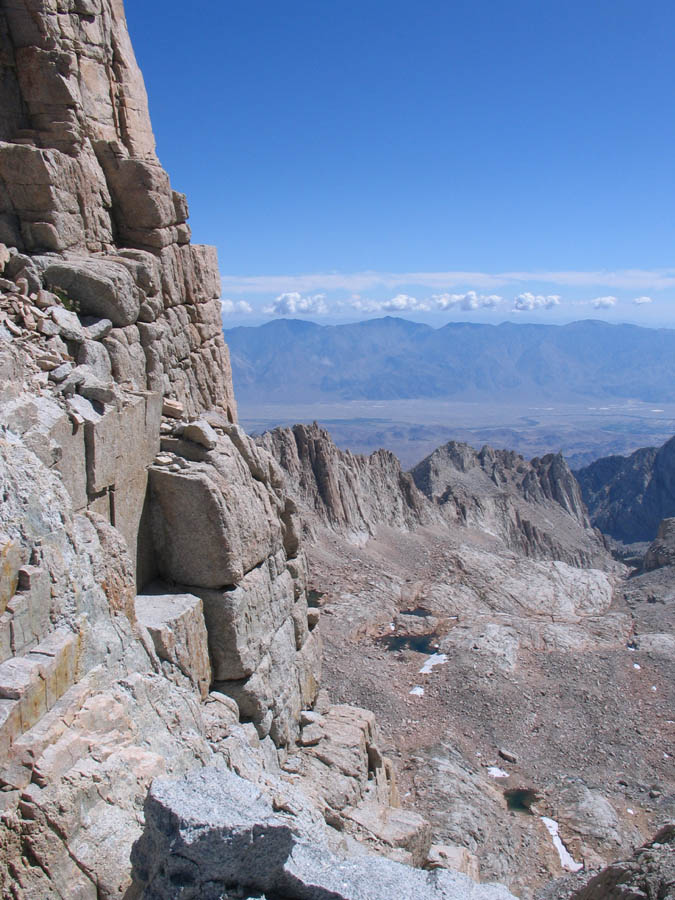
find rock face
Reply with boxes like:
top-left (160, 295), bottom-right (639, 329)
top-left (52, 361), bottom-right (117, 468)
top-left (0, 3), bottom-right (442, 897)
top-left (0, 0), bottom-right (236, 420)
top-left (131, 766), bottom-right (518, 900)
top-left (536, 825), bottom-right (675, 900)
top-left (643, 517), bottom-right (675, 571)
top-left (258, 423), bottom-right (433, 541)
top-left (575, 435), bottom-right (675, 543)
top-left (411, 441), bottom-right (607, 567)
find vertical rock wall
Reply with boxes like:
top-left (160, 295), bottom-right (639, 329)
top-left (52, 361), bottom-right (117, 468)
top-left (0, 3), bottom-right (439, 897)
top-left (0, 0), bottom-right (236, 419)
top-left (0, 2), bottom-right (330, 894)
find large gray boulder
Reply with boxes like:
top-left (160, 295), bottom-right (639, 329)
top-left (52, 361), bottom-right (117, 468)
top-left (148, 434), bottom-right (286, 588)
top-left (131, 766), bottom-right (518, 900)
top-left (41, 258), bottom-right (142, 327)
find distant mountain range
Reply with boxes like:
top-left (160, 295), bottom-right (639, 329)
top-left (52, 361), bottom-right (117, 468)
top-left (224, 317), bottom-right (675, 404)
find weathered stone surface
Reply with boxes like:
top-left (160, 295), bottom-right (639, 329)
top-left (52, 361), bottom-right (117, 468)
top-left (131, 766), bottom-right (517, 900)
top-left (77, 339), bottom-right (112, 381)
top-left (1, 389), bottom-right (89, 511)
top-left (135, 591), bottom-right (211, 699)
top-left (411, 441), bottom-right (608, 568)
top-left (0, 0), bottom-right (238, 421)
top-left (75, 364), bottom-right (116, 403)
top-left (428, 844), bottom-right (481, 881)
top-left (83, 316), bottom-right (113, 341)
top-left (42, 258), bottom-right (142, 327)
top-left (50, 305), bottom-right (85, 342)
top-left (162, 398), bottom-right (184, 418)
top-left (221, 616), bottom-right (303, 747)
top-left (0, 533), bottom-right (23, 615)
top-left (643, 517), bottom-right (675, 571)
top-left (196, 554), bottom-right (294, 681)
top-left (344, 802), bottom-right (432, 867)
top-left (148, 434), bottom-right (285, 589)
top-left (182, 418), bottom-right (218, 449)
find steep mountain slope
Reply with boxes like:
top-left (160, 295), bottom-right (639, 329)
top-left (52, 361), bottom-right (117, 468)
top-left (411, 441), bottom-right (608, 567)
top-left (259, 424), bottom-right (673, 897)
top-left (225, 317), bottom-right (675, 404)
top-left (257, 422), bottom-right (434, 540)
top-left (575, 435), bottom-right (675, 542)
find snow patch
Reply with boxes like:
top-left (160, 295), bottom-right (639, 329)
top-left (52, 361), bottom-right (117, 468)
top-left (409, 686), bottom-right (425, 697)
top-left (488, 766), bottom-right (509, 779)
top-left (419, 653), bottom-right (449, 674)
top-left (541, 817), bottom-right (583, 872)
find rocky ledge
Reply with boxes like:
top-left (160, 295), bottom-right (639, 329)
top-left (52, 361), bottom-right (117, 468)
top-left (131, 766), bottom-right (517, 900)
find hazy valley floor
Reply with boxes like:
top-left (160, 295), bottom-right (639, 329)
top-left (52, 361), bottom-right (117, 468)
top-left (238, 398), bottom-right (675, 469)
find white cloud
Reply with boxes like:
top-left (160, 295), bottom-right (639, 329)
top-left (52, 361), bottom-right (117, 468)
top-left (632, 295), bottom-right (653, 305)
top-left (592, 295), bottom-right (617, 309)
top-left (512, 292), bottom-right (561, 311)
top-left (432, 291), bottom-right (502, 311)
top-left (221, 268), bottom-right (675, 296)
top-left (264, 292), bottom-right (328, 316)
top-left (349, 294), bottom-right (431, 312)
top-left (381, 293), bottom-right (430, 312)
top-left (220, 299), bottom-right (253, 315)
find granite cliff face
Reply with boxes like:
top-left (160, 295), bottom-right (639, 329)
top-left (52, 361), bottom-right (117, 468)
top-left (0, 3), bottom-right (463, 897)
top-left (575, 435), bottom-right (675, 543)
top-left (257, 423), bottom-right (433, 541)
top-left (0, 0), bottom-right (236, 419)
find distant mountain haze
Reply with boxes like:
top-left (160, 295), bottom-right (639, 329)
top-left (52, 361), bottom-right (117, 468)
top-left (224, 317), bottom-right (675, 404)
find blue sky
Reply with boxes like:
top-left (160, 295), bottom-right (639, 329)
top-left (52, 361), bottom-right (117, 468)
top-left (126, 0), bottom-right (675, 327)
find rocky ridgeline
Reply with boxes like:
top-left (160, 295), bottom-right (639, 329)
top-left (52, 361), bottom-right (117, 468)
top-left (258, 422), bottom-right (433, 540)
top-left (410, 441), bottom-right (608, 568)
top-left (0, 2), bottom-right (496, 898)
top-left (261, 425), bottom-right (610, 571)
top-left (575, 435), bottom-right (675, 544)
